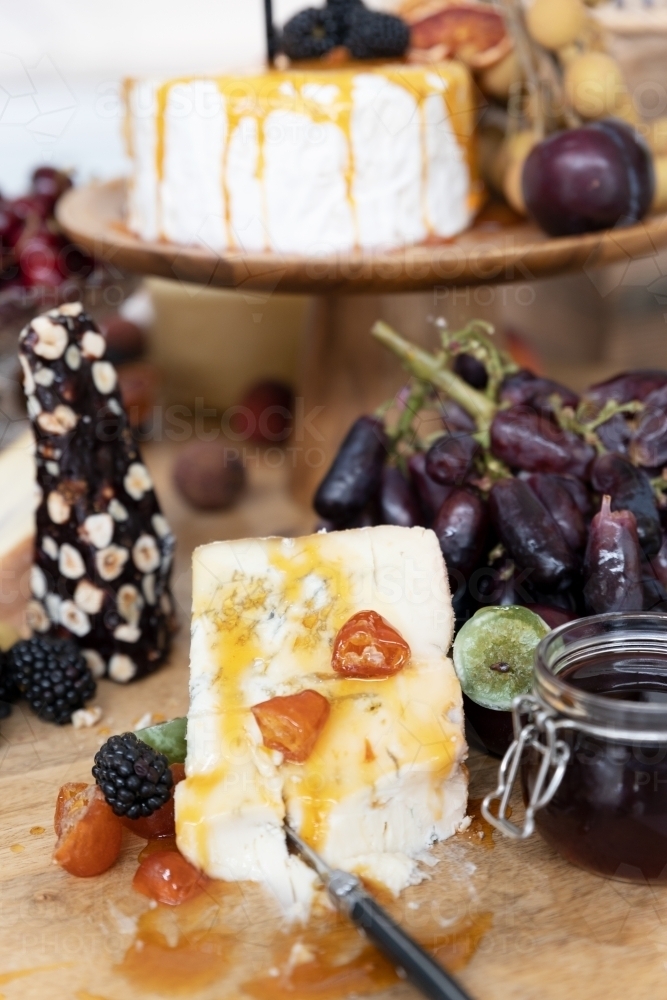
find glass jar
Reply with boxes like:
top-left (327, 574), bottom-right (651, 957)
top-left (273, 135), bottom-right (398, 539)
top-left (483, 613), bottom-right (667, 883)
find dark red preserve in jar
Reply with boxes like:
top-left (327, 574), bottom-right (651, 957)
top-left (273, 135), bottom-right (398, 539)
top-left (483, 613), bottom-right (667, 883)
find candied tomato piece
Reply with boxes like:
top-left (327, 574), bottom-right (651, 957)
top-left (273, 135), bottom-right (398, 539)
top-left (332, 610), bottom-right (410, 679)
top-left (133, 850), bottom-right (209, 906)
top-left (121, 763), bottom-right (186, 840)
top-left (251, 690), bottom-right (330, 764)
top-left (54, 781), bottom-right (88, 836)
top-left (53, 784), bottom-right (123, 878)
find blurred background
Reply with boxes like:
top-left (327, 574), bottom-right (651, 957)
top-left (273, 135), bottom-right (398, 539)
top-left (1, 0), bottom-right (667, 448)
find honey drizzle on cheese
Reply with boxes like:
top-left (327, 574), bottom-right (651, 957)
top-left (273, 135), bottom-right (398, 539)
top-left (177, 535), bottom-right (465, 870)
top-left (139, 60), bottom-right (477, 250)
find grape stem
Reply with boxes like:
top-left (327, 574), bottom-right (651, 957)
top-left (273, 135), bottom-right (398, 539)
top-left (371, 321), bottom-right (497, 428)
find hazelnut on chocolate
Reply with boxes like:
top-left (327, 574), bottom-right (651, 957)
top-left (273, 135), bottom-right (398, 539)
top-left (19, 303), bottom-right (176, 682)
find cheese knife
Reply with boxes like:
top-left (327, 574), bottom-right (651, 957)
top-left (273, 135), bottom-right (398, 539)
top-left (285, 825), bottom-right (475, 1000)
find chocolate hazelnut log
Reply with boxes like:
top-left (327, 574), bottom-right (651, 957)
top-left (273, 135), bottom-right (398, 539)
top-left (19, 303), bottom-right (176, 682)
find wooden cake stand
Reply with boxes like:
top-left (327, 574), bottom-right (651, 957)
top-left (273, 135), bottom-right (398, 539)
top-left (57, 179), bottom-right (667, 503)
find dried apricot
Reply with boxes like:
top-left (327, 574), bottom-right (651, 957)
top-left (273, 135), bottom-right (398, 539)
top-left (252, 690), bottom-right (330, 763)
top-left (121, 763), bottom-right (186, 840)
top-left (53, 784), bottom-right (123, 877)
top-left (133, 850), bottom-right (209, 906)
top-left (54, 782), bottom-right (88, 836)
top-left (332, 610), bottom-right (410, 679)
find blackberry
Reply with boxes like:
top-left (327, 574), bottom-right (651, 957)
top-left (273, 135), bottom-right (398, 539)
top-left (93, 733), bottom-right (173, 819)
top-left (0, 649), bottom-right (19, 707)
top-left (10, 637), bottom-right (96, 725)
top-left (281, 7), bottom-right (339, 61)
top-left (345, 8), bottom-right (410, 60)
top-left (326, 0), bottom-right (364, 42)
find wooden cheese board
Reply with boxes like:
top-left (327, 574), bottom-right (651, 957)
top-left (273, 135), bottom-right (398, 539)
top-left (57, 179), bottom-right (667, 294)
top-left (2, 440), bottom-right (667, 1000)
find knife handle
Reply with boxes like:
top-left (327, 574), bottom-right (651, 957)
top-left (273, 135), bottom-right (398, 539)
top-left (349, 892), bottom-right (475, 1000)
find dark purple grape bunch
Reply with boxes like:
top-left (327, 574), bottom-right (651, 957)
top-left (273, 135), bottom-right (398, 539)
top-left (314, 317), bottom-right (667, 626)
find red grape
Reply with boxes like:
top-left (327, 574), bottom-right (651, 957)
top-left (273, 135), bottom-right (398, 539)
top-left (584, 370), bottom-right (667, 409)
top-left (314, 416), bottom-right (387, 523)
top-left (500, 370), bottom-right (578, 413)
top-left (231, 380), bottom-right (294, 444)
top-left (453, 353), bottom-right (488, 390)
top-left (630, 384), bottom-right (667, 469)
top-left (583, 496), bottom-right (643, 613)
top-left (432, 488), bottom-right (488, 578)
top-left (489, 478), bottom-right (578, 592)
top-left (490, 406), bottom-right (595, 479)
top-left (525, 473), bottom-right (587, 552)
top-left (379, 466), bottom-right (422, 527)
top-left (426, 433), bottom-right (479, 485)
top-left (31, 166), bottom-right (72, 210)
top-left (441, 397), bottom-right (477, 434)
top-left (590, 452), bottom-right (661, 556)
top-left (408, 452), bottom-right (452, 523)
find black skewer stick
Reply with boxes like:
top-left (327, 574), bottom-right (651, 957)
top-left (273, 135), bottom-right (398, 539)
top-left (264, 0), bottom-right (277, 63)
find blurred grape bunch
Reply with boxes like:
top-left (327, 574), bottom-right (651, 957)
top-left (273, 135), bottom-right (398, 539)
top-left (313, 317), bottom-right (667, 624)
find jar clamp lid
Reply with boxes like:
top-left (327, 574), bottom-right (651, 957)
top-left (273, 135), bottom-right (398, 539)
top-left (482, 613), bottom-right (667, 841)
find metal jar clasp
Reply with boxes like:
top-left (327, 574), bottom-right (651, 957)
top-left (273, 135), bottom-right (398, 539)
top-left (481, 695), bottom-right (571, 840)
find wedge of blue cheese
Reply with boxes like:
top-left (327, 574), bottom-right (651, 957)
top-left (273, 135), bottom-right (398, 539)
top-left (175, 525), bottom-right (468, 919)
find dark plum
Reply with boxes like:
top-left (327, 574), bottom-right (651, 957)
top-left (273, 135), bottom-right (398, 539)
top-left (379, 466), bottom-right (422, 527)
top-left (490, 406), bottom-right (595, 479)
top-left (525, 473), bottom-right (587, 551)
top-left (426, 433), bottom-right (479, 485)
top-left (432, 488), bottom-right (488, 578)
top-left (590, 452), bottom-right (662, 556)
top-left (584, 370), bottom-right (667, 409)
top-left (630, 384), bottom-right (667, 468)
top-left (522, 122), bottom-right (654, 237)
top-left (408, 452), bottom-right (451, 524)
top-left (499, 370), bottom-right (578, 412)
top-left (583, 496), bottom-right (644, 613)
top-left (593, 118), bottom-right (655, 223)
top-left (441, 397), bottom-right (477, 434)
top-left (453, 353), bottom-right (488, 390)
top-left (313, 415), bottom-right (387, 523)
top-left (488, 478), bottom-right (578, 592)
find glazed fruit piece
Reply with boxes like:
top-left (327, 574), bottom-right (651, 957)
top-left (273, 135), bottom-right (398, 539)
top-left (54, 781), bottom-right (89, 835)
top-left (53, 784), bottom-right (123, 877)
top-left (453, 606), bottom-right (550, 711)
top-left (251, 691), bottom-right (331, 764)
top-left (332, 609), bottom-right (410, 678)
top-left (489, 478), bottom-right (578, 591)
top-left (522, 121), bottom-right (654, 237)
top-left (426, 433), bottom-right (479, 485)
top-left (584, 496), bottom-right (644, 613)
top-left (590, 453), bottom-right (661, 557)
top-left (432, 488), bottom-right (488, 578)
top-left (379, 466), bottom-right (422, 528)
top-left (133, 850), bottom-right (209, 906)
top-left (490, 406), bottom-right (595, 478)
top-left (20, 303), bottom-right (176, 682)
top-left (314, 416), bottom-right (387, 523)
top-left (524, 473), bottom-right (587, 552)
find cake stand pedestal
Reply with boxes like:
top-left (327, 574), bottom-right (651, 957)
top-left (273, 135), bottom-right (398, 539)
top-left (58, 179), bottom-right (667, 505)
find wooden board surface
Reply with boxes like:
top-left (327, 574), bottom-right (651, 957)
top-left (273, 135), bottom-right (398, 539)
top-left (57, 179), bottom-right (667, 294)
top-left (3, 441), bottom-right (667, 1000)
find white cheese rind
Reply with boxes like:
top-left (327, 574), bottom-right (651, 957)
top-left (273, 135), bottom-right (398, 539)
top-left (125, 64), bottom-right (477, 254)
top-left (176, 525), bottom-right (468, 917)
